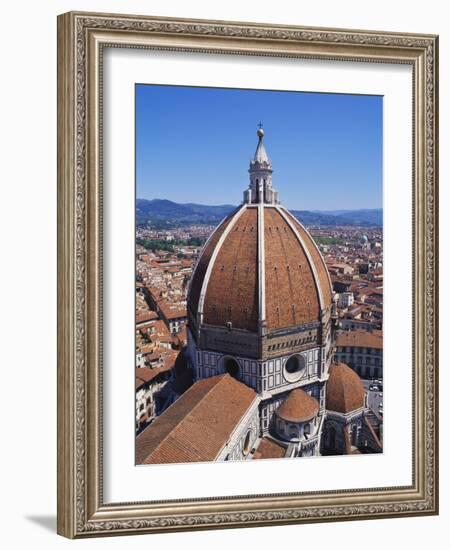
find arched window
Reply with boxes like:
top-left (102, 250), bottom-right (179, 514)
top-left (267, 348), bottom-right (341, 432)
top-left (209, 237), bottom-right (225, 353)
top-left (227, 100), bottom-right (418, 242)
top-left (223, 357), bottom-right (240, 379)
top-left (243, 430), bottom-right (252, 456)
top-left (351, 424), bottom-right (358, 446)
top-left (304, 422), bottom-right (311, 439)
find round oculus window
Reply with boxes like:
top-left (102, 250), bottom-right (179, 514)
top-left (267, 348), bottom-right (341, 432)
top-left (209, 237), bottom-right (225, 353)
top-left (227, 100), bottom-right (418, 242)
top-left (283, 354), bottom-right (306, 382)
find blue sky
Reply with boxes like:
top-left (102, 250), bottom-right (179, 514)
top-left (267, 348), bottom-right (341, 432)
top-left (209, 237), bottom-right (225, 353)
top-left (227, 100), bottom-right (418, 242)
top-left (136, 84), bottom-right (382, 211)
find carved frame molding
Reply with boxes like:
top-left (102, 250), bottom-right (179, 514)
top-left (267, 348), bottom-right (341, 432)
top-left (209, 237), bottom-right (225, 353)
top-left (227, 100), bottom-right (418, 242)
top-left (57, 11), bottom-right (438, 538)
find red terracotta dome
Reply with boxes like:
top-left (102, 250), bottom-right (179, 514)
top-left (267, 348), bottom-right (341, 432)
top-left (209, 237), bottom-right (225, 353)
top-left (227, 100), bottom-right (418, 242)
top-left (326, 362), bottom-right (365, 413)
top-left (276, 388), bottom-right (319, 423)
top-left (188, 128), bottom-right (332, 336)
top-left (188, 204), bottom-right (332, 333)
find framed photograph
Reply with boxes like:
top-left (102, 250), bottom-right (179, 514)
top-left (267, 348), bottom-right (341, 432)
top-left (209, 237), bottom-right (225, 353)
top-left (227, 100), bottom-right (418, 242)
top-left (57, 11), bottom-right (439, 538)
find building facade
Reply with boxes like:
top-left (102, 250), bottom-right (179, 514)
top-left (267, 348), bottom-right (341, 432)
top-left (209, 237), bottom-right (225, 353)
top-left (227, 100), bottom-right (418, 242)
top-left (334, 329), bottom-right (383, 380)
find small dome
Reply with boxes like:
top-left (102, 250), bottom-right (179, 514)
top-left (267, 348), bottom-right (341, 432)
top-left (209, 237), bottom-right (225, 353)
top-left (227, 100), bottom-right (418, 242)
top-left (257, 127), bottom-right (264, 138)
top-left (276, 388), bottom-right (319, 423)
top-left (326, 362), bottom-right (365, 413)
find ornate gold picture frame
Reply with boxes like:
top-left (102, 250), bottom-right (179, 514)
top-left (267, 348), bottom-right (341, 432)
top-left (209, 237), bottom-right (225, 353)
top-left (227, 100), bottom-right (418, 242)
top-left (57, 11), bottom-right (438, 538)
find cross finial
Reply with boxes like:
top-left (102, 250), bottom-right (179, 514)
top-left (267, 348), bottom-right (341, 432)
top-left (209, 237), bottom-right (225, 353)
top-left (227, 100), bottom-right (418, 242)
top-left (256, 122), bottom-right (264, 138)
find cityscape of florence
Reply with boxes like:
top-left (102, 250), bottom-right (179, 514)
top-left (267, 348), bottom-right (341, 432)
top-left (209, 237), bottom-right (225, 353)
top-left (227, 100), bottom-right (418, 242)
top-left (134, 85), bottom-right (383, 465)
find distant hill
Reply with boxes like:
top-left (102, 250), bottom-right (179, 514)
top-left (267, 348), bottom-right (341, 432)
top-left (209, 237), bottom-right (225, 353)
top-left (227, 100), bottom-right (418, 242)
top-left (136, 199), bottom-right (236, 225)
top-left (293, 208), bottom-right (383, 227)
top-left (136, 199), bottom-right (382, 227)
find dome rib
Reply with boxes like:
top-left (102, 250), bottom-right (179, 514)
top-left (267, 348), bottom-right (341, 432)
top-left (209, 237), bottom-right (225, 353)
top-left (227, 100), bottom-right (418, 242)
top-left (264, 207), bottom-right (321, 331)
top-left (189, 205), bottom-right (333, 334)
top-left (188, 208), bottom-right (238, 317)
top-left (276, 206), bottom-right (324, 311)
top-left (281, 207), bottom-right (333, 305)
top-left (193, 205), bottom-right (246, 319)
top-left (202, 207), bottom-right (259, 331)
top-left (258, 203), bottom-right (266, 330)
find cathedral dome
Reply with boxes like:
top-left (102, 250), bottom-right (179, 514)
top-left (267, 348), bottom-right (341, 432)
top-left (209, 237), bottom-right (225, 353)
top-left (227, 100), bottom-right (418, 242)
top-left (326, 362), bottom-right (365, 413)
top-left (188, 206), bottom-right (332, 333)
top-left (187, 128), bottom-right (332, 335)
top-left (188, 131), bottom-right (332, 334)
top-left (276, 388), bottom-right (319, 423)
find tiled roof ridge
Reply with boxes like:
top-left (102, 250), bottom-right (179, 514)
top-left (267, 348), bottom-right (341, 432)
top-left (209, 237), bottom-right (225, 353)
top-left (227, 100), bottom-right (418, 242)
top-left (187, 211), bottom-right (236, 315)
top-left (197, 205), bottom-right (247, 319)
top-left (202, 207), bottom-right (259, 330)
top-left (143, 374), bottom-right (233, 461)
top-left (276, 207), bottom-right (323, 311)
top-left (282, 207), bottom-right (333, 296)
top-left (274, 209), bottom-right (315, 312)
top-left (215, 391), bottom-right (260, 458)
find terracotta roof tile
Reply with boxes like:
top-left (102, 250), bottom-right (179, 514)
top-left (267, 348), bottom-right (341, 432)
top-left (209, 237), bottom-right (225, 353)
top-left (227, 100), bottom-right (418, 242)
top-left (336, 329), bottom-right (383, 350)
top-left (203, 207), bottom-right (259, 331)
top-left (188, 205), bottom-right (332, 334)
top-left (188, 210), bottom-right (238, 316)
top-left (136, 310), bottom-right (159, 324)
top-left (284, 210), bottom-right (333, 306)
top-left (265, 208), bottom-right (320, 330)
top-left (136, 374), bottom-right (257, 464)
top-left (135, 362), bottom-right (173, 389)
top-left (159, 302), bottom-right (187, 320)
top-left (326, 362), bottom-right (365, 413)
top-left (253, 437), bottom-right (286, 459)
top-left (275, 388), bottom-right (320, 422)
